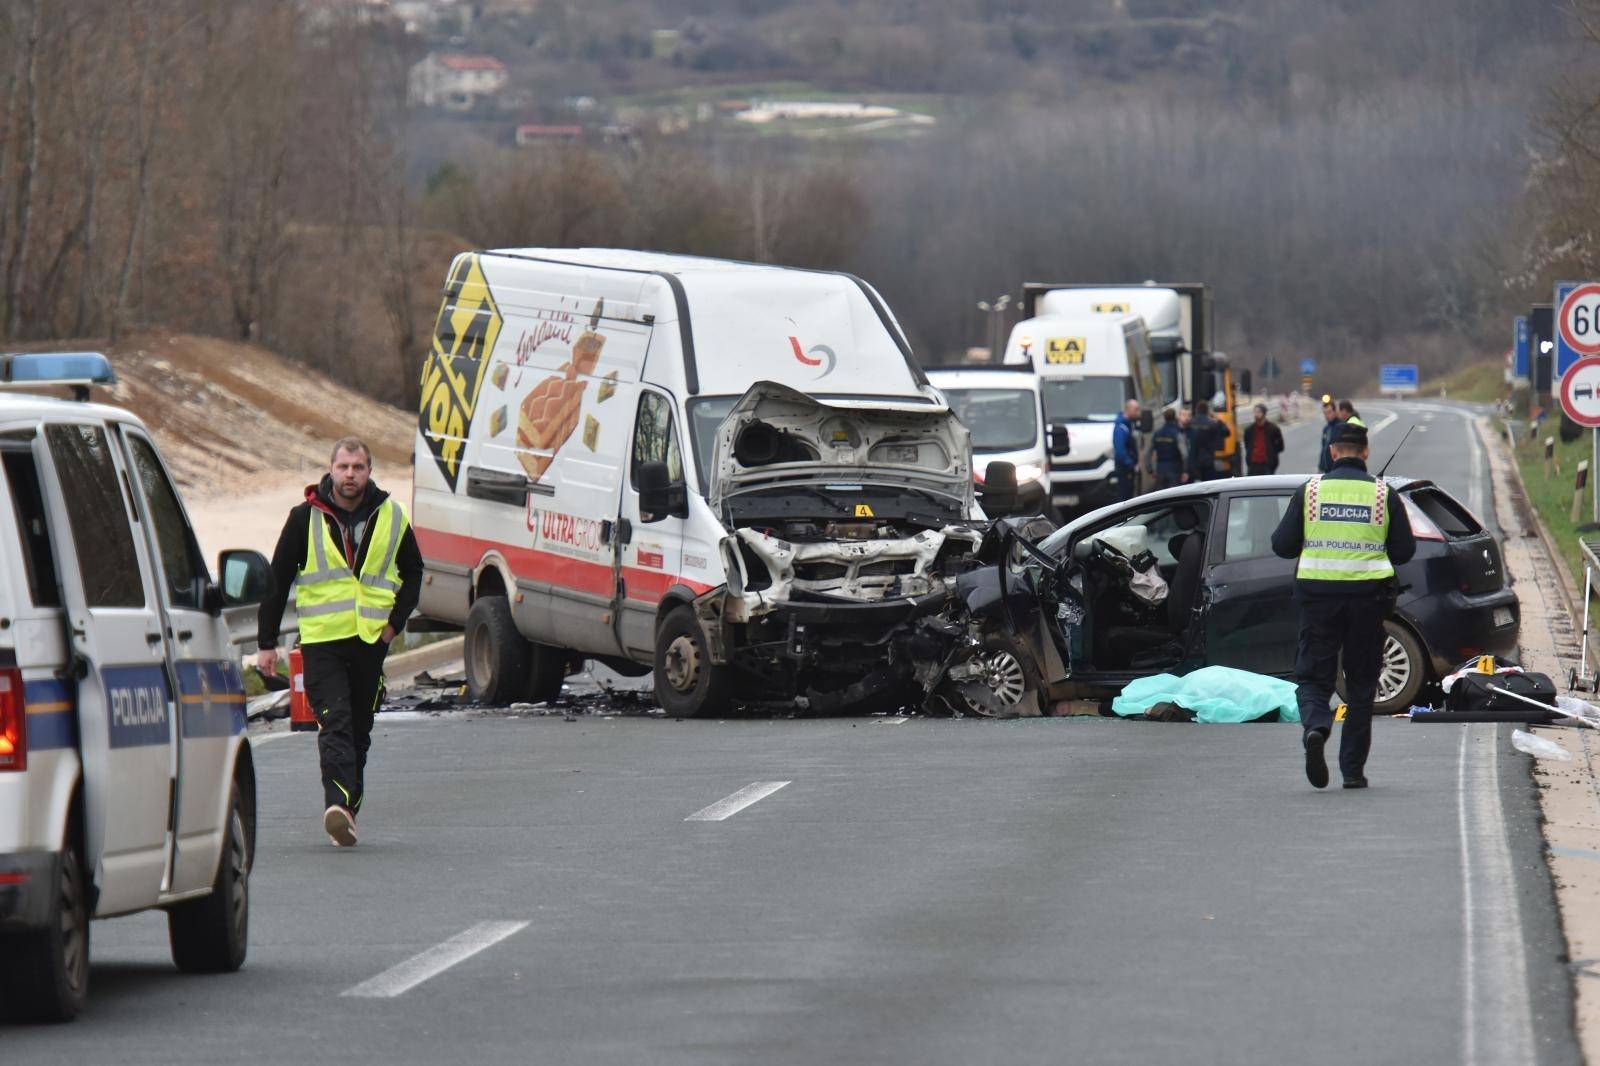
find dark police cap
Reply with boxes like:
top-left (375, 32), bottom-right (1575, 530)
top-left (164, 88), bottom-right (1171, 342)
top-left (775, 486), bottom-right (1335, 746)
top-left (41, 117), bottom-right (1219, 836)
top-left (1333, 421), bottom-right (1368, 446)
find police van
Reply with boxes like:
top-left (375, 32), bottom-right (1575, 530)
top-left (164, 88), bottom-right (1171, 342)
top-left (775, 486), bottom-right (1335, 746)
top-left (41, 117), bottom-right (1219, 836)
top-left (0, 353), bottom-right (274, 1022)
top-left (413, 249), bottom-right (1002, 717)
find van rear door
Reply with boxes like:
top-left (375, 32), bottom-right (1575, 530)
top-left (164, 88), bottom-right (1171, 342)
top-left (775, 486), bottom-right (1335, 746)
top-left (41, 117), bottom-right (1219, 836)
top-left (37, 422), bottom-right (174, 915)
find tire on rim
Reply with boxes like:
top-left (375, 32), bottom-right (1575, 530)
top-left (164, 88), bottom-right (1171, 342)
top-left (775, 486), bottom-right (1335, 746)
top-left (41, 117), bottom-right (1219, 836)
top-left (167, 781), bottom-right (250, 974)
top-left (947, 633), bottom-right (1041, 718)
top-left (2, 810), bottom-right (90, 1022)
top-left (1339, 619), bottom-right (1426, 715)
top-left (525, 642), bottom-right (568, 702)
top-left (464, 595), bottom-right (531, 705)
top-left (653, 605), bottom-right (732, 718)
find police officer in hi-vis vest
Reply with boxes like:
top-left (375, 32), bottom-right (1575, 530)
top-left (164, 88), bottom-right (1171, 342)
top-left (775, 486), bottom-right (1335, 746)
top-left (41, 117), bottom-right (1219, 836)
top-left (1271, 421), bottom-right (1414, 789)
top-left (257, 438), bottom-right (423, 845)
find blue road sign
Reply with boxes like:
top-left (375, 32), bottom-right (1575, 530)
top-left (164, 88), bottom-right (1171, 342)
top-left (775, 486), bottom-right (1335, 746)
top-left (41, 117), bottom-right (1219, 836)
top-left (1379, 364), bottom-right (1419, 394)
top-left (1299, 358), bottom-right (1316, 375)
top-left (1515, 316), bottom-right (1529, 380)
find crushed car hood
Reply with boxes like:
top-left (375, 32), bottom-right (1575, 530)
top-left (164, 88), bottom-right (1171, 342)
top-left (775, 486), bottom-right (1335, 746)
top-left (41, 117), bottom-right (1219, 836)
top-left (709, 381), bottom-right (977, 515)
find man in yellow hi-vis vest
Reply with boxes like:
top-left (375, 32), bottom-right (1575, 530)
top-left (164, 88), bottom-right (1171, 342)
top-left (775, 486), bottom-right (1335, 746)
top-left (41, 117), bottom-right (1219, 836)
top-left (257, 438), bottom-right (422, 845)
top-left (1271, 421), bottom-right (1414, 790)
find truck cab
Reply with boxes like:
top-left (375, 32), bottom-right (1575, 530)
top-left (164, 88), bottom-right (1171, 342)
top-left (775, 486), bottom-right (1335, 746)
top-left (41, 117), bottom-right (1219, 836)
top-left (1000, 313), bottom-right (1159, 516)
top-left (924, 367), bottom-right (1059, 519)
top-left (0, 353), bottom-right (273, 1022)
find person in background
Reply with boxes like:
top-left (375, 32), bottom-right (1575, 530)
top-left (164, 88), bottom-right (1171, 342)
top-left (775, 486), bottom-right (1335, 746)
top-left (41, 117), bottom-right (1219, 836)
top-left (1242, 403), bottom-right (1285, 475)
top-left (1338, 399), bottom-right (1365, 428)
top-left (1317, 395), bottom-right (1342, 474)
top-left (1149, 407), bottom-right (1188, 490)
top-left (1112, 397), bottom-right (1141, 501)
top-left (1187, 400), bottom-right (1230, 482)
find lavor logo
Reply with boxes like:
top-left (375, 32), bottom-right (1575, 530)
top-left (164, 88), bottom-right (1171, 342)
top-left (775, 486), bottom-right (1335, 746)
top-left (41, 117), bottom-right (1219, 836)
top-left (1319, 504), bottom-right (1374, 523)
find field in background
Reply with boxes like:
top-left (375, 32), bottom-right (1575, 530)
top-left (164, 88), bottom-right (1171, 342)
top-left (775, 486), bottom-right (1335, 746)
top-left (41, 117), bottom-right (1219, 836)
top-left (1426, 360), bottom-right (1507, 405)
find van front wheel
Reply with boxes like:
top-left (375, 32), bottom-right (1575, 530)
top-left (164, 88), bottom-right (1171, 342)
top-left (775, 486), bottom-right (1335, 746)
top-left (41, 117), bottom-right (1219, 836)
top-left (654, 606), bottom-right (732, 718)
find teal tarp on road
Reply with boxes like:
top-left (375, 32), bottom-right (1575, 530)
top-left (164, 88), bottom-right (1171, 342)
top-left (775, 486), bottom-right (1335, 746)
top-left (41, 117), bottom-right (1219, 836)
top-left (1112, 665), bottom-right (1301, 724)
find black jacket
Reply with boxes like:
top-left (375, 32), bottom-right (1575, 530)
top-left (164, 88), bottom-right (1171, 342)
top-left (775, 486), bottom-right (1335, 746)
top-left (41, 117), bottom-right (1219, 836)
top-left (1186, 416), bottom-right (1230, 477)
top-left (257, 475), bottom-right (424, 648)
top-left (1270, 458), bottom-right (1416, 598)
top-left (1317, 418), bottom-right (1343, 474)
top-left (1242, 420), bottom-right (1284, 464)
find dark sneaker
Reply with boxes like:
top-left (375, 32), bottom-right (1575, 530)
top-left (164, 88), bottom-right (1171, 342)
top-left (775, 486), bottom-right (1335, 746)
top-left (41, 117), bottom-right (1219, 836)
top-left (1304, 730), bottom-right (1329, 789)
top-left (324, 805), bottom-right (358, 847)
top-left (1342, 775), bottom-right (1369, 789)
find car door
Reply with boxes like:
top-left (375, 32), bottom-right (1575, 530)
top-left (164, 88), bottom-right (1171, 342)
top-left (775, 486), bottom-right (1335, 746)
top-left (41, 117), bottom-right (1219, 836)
top-left (37, 421), bottom-right (175, 915)
top-left (1201, 491), bottom-right (1299, 676)
top-left (616, 388), bottom-right (687, 658)
top-left (119, 427), bottom-right (244, 895)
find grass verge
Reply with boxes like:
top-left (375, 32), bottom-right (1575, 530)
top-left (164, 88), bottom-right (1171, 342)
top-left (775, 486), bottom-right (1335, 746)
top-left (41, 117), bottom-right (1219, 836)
top-left (1426, 361), bottom-right (1507, 404)
top-left (1512, 423), bottom-right (1598, 587)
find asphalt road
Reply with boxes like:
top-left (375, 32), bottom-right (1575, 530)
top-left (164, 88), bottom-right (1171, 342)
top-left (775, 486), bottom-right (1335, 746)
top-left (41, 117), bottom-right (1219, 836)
top-left (5, 401), bottom-right (1581, 1065)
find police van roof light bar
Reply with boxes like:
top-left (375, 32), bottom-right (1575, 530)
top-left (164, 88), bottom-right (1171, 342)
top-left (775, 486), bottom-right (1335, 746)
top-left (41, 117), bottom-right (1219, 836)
top-left (0, 352), bottom-right (117, 401)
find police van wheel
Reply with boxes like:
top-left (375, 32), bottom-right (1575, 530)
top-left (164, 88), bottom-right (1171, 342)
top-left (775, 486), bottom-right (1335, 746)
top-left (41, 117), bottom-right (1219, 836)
top-left (1339, 620), bottom-right (1425, 715)
top-left (654, 606), bottom-right (732, 718)
top-left (465, 595), bottom-right (531, 706)
top-left (2, 827), bottom-right (90, 1022)
top-left (167, 785), bottom-right (249, 974)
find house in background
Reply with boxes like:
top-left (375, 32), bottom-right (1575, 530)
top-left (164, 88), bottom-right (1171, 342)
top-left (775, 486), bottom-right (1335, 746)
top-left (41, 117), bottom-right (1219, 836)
top-left (515, 124), bottom-right (584, 147)
top-left (408, 53), bottom-right (508, 111)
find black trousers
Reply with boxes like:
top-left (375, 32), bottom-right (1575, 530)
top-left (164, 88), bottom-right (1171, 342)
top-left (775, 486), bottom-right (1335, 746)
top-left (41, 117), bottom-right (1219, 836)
top-left (1295, 594), bottom-right (1388, 777)
top-left (1247, 460), bottom-right (1278, 476)
top-left (303, 636), bottom-right (388, 814)
top-left (1114, 463), bottom-right (1138, 501)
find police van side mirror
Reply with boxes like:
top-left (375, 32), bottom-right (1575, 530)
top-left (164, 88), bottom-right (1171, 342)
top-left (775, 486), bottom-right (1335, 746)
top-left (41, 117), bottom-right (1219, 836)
top-left (636, 461), bottom-right (686, 522)
top-left (219, 549), bottom-right (274, 606)
top-left (1047, 423), bottom-right (1071, 457)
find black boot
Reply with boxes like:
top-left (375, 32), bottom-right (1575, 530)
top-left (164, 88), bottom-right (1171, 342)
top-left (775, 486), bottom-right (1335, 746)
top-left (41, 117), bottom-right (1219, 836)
top-left (1304, 729), bottom-right (1329, 789)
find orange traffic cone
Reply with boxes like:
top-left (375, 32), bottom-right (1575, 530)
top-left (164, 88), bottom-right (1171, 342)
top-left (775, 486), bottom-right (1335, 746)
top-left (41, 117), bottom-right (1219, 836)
top-left (289, 646), bottom-right (316, 731)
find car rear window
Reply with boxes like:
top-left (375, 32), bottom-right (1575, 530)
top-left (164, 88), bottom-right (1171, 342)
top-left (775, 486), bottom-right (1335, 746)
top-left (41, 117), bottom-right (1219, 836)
top-left (1406, 487), bottom-right (1481, 537)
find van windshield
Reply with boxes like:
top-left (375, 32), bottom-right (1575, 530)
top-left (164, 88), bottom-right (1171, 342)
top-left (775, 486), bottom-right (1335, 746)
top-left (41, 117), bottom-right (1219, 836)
top-left (939, 388), bottom-right (1038, 452)
top-left (1042, 377), bottom-right (1130, 423)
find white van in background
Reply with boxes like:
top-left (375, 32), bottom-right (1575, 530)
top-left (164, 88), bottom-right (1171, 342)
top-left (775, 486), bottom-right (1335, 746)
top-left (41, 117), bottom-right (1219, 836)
top-left (411, 249), bottom-right (1000, 717)
top-left (924, 367), bottom-right (1063, 519)
top-left (1001, 312), bottom-right (1158, 515)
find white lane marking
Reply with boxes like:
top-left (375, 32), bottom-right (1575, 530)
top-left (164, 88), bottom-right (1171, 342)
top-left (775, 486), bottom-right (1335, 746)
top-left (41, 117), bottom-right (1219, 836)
top-left (250, 730), bottom-right (312, 747)
top-left (1368, 410), bottom-right (1399, 436)
top-left (343, 921), bottom-right (529, 999)
top-left (685, 781), bottom-right (791, 821)
top-left (1465, 410), bottom-right (1486, 522)
top-left (1457, 725), bottom-right (1536, 1065)
top-left (877, 716), bottom-right (910, 725)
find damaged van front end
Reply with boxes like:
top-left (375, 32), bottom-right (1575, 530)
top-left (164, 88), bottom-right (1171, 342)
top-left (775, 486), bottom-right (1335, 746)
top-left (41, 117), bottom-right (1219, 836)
top-left (690, 382), bottom-right (992, 711)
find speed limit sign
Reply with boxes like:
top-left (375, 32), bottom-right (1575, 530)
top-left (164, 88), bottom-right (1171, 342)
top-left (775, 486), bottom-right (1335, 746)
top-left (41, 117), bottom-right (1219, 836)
top-left (1557, 282), bottom-right (1600, 376)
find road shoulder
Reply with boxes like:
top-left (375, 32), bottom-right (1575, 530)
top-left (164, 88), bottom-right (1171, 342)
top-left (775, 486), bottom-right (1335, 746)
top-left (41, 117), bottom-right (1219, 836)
top-left (1480, 415), bottom-right (1594, 1063)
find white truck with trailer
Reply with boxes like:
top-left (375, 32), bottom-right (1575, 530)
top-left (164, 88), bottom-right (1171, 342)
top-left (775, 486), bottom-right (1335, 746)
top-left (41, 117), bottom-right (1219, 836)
top-left (0, 353), bottom-right (274, 1021)
top-left (410, 249), bottom-right (1018, 717)
top-left (1000, 311), bottom-right (1159, 516)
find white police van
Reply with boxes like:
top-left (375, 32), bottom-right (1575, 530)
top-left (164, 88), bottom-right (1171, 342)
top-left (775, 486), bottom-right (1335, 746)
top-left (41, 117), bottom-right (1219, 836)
top-left (0, 353), bottom-right (274, 1022)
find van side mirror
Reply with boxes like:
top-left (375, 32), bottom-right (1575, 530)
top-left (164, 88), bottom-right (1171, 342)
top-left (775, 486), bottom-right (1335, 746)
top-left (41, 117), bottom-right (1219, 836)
top-left (636, 460), bottom-right (687, 522)
top-left (1047, 423), bottom-right (1071, 457)
top-left (979, 460), bottom-right (1019, 517)
top-left (218, 549), bottom-right (274, 607)
top-left (1149, 335), bottom-right (1182, 357)
top-left (1138, 410), bottom-right (1154, 433)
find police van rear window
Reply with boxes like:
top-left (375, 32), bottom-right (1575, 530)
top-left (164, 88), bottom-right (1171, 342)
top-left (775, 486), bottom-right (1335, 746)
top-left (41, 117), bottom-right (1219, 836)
top-left (1, 440), bottom-right (62, 608)
top-left (46, 424), bottom-right (145, 608)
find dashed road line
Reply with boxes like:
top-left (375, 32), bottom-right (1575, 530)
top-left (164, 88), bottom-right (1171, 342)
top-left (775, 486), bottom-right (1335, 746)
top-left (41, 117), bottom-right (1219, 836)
top-left (251, 730), bottom-right (312, 747)
top-left (877, 716), bottom-right (910, 725)
top-left (343, 921), bottom-right (529, 999)
top-left (685, 781), bottom-right (791, 821)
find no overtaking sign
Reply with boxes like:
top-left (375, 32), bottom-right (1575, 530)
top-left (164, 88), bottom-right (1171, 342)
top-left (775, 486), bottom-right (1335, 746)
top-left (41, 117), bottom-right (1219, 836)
top-left (1560, 355), bottom-right (1600, 428)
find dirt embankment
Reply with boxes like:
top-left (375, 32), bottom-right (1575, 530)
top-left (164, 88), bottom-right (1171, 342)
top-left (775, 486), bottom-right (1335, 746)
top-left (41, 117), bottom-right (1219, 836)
top-left (79, 333), bottom-right (416, 558)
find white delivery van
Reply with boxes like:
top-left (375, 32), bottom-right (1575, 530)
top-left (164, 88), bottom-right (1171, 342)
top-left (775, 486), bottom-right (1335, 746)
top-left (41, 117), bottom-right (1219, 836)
top-left (924, 367), bottom-right (1063, 518)
top-left (0, 353), bottom-right (274, 1022)
top-left (1000, 312), bottom-right (1159, 515)
top-left (411, 249), bottom-right (995, 717)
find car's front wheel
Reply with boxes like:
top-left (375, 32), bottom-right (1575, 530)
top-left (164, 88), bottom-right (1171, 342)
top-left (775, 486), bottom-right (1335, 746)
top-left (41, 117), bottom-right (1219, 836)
top-left (942, 633), bottom-right (1041, 718)
top-left (1341, 619), bottom-right (1426, 714)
